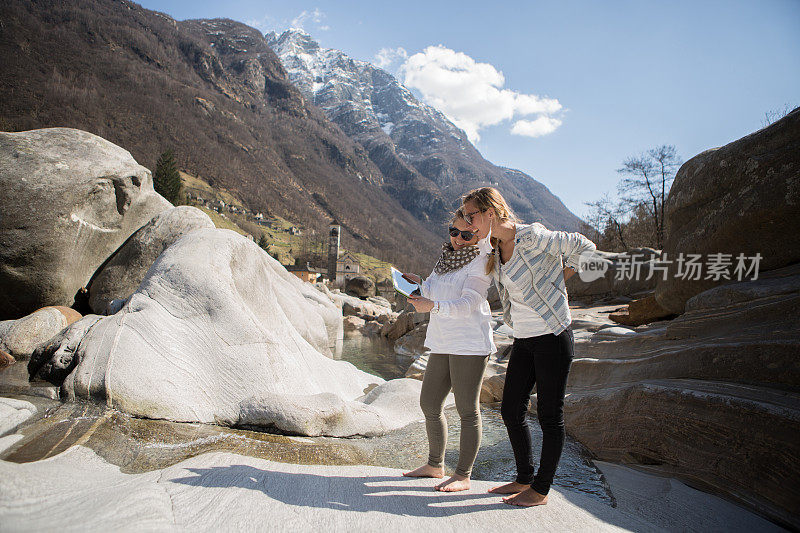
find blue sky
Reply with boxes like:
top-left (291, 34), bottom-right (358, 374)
top-left (137, 0), bottom-right (800, 219)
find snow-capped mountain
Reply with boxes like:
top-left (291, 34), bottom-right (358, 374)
top-left (266, 29), bottom-right (581, 231)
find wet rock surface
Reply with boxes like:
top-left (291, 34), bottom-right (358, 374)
top-left (0, 428), bottom-right (778, 532)
top-left (0, 314), bottom-right (786, 530)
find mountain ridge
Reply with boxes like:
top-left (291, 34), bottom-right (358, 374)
top-left (0, 0), bottom-right (442, 272)
top-left (266, 29), bottom-right (582, 232)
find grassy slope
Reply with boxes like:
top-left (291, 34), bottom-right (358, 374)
top-left (180, 172), bottom-right (391, 282)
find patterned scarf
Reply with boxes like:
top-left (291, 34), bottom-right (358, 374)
top-left (433, 242), bottom-right (481, 275)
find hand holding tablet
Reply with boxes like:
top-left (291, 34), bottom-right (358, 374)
top-left (391, 267), bottom-right (420, 298)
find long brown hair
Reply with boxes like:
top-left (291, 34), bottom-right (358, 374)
top-left (462, 187), bottom-right (517, 274)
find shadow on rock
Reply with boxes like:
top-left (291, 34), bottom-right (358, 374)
top-left (169, 464), bottom-right (504, 517)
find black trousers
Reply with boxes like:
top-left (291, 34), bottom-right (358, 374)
top-left (500, 327), bottom-right (574, 495)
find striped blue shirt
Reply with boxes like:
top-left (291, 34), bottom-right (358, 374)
top-left (493, 223), bottom-right (597, 336)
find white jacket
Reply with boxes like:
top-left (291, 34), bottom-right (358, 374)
top-left (420, 251), bottom-right (496, 356)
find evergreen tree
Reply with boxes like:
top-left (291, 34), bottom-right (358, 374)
top-left (257, 234), bottom-right (269, 252)
top-left (154, 149), bottom-right (182, 204)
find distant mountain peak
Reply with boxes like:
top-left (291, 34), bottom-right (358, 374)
top-left (266, 30), bottom-right (582, 231)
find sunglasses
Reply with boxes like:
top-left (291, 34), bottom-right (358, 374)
top-left (449, 227), bottom-right (476, 241)
top-left (463, 209), bottom-right (484, 225)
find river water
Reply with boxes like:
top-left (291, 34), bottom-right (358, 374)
top-left (1, 336), bottom-right (611, 504)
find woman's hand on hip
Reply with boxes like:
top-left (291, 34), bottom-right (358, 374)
top-left (407, 295), bottom-right (435, 313)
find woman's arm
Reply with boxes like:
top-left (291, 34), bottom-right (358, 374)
top-left (408, 275), bottom-right (489, 316)
top-left (407, 258), bottom-right (492, 316)
top-left (520, 225), bottom-right (597, 274)
top-left (434, 274), bottom-right (490, 317)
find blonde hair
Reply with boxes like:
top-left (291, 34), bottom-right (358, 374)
top-left (452, 206), bottom-right (465, 224)
top-left (462, 187), bottom-right (517, 274)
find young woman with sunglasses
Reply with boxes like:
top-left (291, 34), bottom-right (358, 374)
top-left (400, 208), bottom-right (496, 492)
top-left (461, 187), bottom-right (597, 507)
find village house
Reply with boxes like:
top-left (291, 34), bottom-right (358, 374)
top-left (335, 251), bottom-right (360, 286)
top-left (286, 262), bottom-right (326, 284)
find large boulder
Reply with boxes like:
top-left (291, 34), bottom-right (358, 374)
top-left (565, 262), bottom-right (800, 526)
top-left (88, 206), bottom-right (215, 314)
top-left (344, 276), bottom-right (376, 298)
top-left (0, 306), bottom-right (82, 358)
top-left (655, 108), bottom-right (800, 314)
top-left (31, 228), bottom-right (423, 437)
top-left (262, 257), bottom-right (343, 358)
top-left (0, 128), bottom-right (171, 319)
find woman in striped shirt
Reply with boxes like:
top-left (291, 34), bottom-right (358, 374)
top-left (461, 187), bottom-right (597, 507)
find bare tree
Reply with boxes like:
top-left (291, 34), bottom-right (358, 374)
top-left (584, 193), bottom-right (630, 251)
top-left (617, 145), bottom-right (681, 248)
top-left (762, 103), bottom-right (796, 128)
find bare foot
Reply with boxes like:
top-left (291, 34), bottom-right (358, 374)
top-left (402, 464), bottom-right (444, 478)
top-left (488, 481), bottom-right (530, 494)
top-left (434, 475), bottom-right (471, 492)
top-left (502, 487), bottom-right (549, 507)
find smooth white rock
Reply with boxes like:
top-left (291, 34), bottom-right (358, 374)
top-left (0, 398), bottom-right (37, 437)
top-left (44, 228), bottom-right (419, 436)
top-left (0, 446), bottom-right (779, 532)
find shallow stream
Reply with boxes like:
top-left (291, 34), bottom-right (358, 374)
top-left (0, 336), bottom-right (611, 504)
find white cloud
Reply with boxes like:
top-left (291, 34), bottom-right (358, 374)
top-left (514, 93), bottom-right (562, 116)
top-left (511, 117), bottom-right (563, 138)
top-left (373, 47), bottom-right (408, 70)
top-left (290, 8), bottom-right (325, 30)
top-left (398, 45), bottom-right (563, 143)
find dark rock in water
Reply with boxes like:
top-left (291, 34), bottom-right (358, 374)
top-left (566, 262), bottom-right (800, 528)
top-left (0, 128), bottom-right (171, 320)
top-left (380, 310), bottom-right (427, 343)
top-left (487, 282), bottom-right (502, 310)
top-left (655, 108), bottom-right (800, 314)
top-left (345, 276), bottom-right (376, 298)
top-left (88, 206), bottom-right (215, 314)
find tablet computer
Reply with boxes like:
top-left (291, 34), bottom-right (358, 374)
top-left (391, 267), bottom-right (419, 298)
